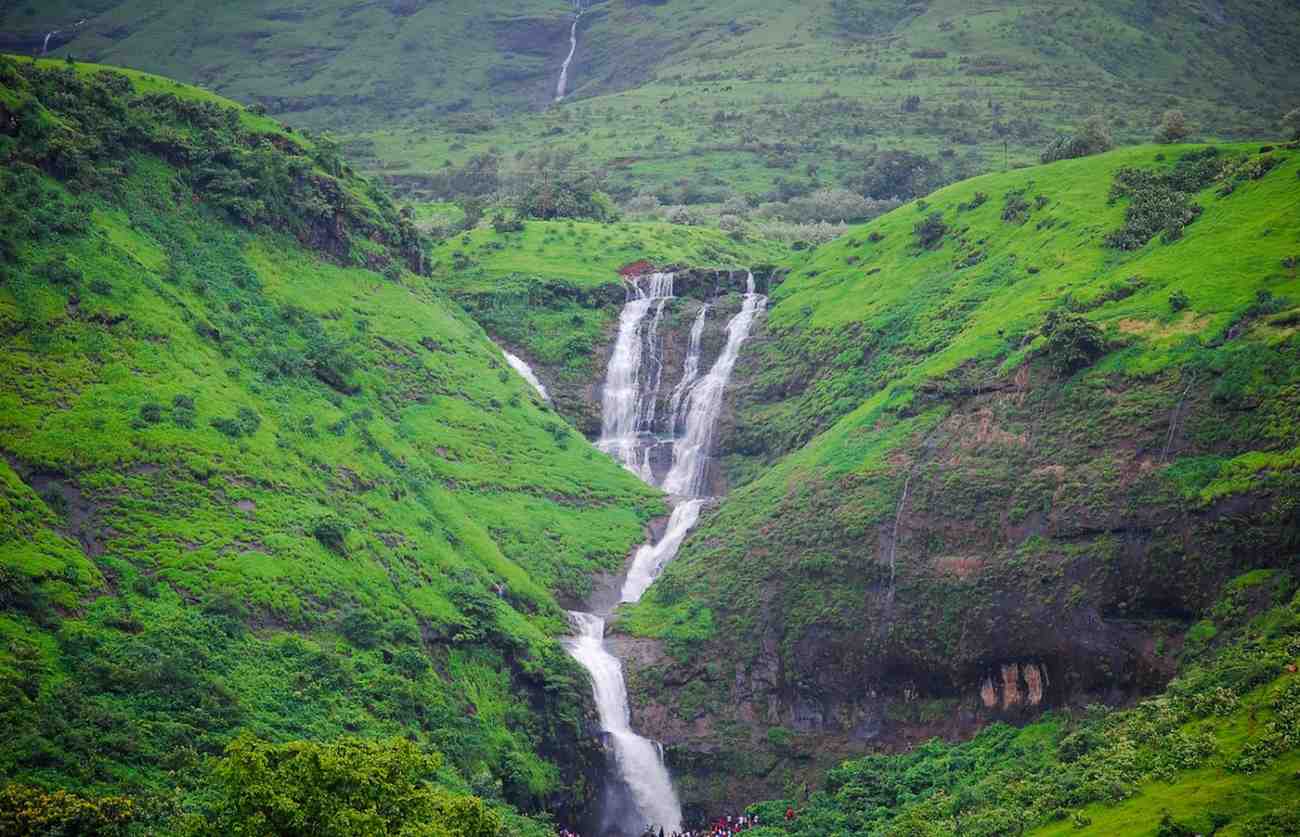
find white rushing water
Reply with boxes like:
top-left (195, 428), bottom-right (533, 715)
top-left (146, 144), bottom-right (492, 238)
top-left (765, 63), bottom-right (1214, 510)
top-left (663, 274), bottom-right (767, 498)
top-left (566, 269), bottom-right (767, 834)
top-left (621, 499), bottom-right (704, 604)
top-left (566, 612), bottom-right (683, 836)
top-left (668, 304), bottom-right (709, 433)
top-left (42, 31), bottom-right (58, 56)
top-left (555, 1), bottom-right (583, 101)
top-left (598, 272), bottom-right (675, 473)
top-left (503, 350), bottom-right (550, 401)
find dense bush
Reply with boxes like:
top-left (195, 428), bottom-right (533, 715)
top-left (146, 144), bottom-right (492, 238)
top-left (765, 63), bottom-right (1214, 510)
top-left (845, 150), bottom-right (943, 200)
top-left (912, 212), bottom-right (948, 250)
top-left (1155, 109), bottom-right (1191, 144)
top-left (0, 784), bottom-right (134, 836)
top-left (0, 58), bottom-right (425, 275)
top-left (757, 189), bottom-right (898, 224)
top-left (184, 735), bottom-right (502, 837)
top-left (1284, 108), bottom-right (1300, 141)
top-left (1040, 115), bottom-right (1113, 163)
top-left (1103, 149), bottom-right (1231, 249)
top-left (1041, 310), bottom-right (1106, 375)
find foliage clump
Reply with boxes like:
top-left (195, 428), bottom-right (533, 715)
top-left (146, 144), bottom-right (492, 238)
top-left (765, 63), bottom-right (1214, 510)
top-left (183, 735), bottom-right (502, 837)
top-left (1040, 115), bottom-right (1113, 163)
top-left (1041, 310), bottom-right (1106, 375)
top-left (0, 784), bottom-right (135, 836)
top-left (912, 212), bottom-right (948, 250)
top-left (1104, 149), bottom-right (1230, 249)
top-left (1155, 109), bottom-right (1191, 144)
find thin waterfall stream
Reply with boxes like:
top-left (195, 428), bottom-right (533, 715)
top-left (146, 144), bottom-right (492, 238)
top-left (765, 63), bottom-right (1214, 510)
top-left (565, 271), bottom-right (767, 835)
top-left (555, 0), bottom-right (585, 101)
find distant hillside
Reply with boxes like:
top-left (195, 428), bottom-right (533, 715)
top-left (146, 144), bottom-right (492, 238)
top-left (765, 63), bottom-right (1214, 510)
top-left (0, 56), bottom-right (661, 832)
top-left (615, 140), bottom-right (1300, 814)
top-left (10, 0), bottom-right (1299, 200)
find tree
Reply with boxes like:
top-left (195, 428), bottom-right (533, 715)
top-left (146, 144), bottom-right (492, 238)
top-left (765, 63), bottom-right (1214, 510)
top-left (1283, 107), bottom-right (1300, 140)
top-left (1078, 115), bottom-right (1114, 154)
top-left (185, 735), bottom-right (502, 837)
top-left (1155, 109), bottom-right (1190, 144)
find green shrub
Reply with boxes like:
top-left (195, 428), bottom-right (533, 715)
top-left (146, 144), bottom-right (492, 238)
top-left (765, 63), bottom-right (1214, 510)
top-left (912, 212), bottom-right (948, 250)
top-left (1105, 167), bottom-right (1204, 249)
top-left (1041, 311), bottom-right (1106, 375)
top-left (1040, 116), bottom-right (1113, 163)
top-left (312, 517), bottom-right (350, 554)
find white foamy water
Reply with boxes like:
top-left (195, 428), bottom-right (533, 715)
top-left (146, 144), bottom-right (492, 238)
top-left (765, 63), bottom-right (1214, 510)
top-left (597, 272), bottom-right (675, 473)
top-left (662, 274), bottom-right (766, 498)
top-left (566, 612), bottom-right (683, 836)
top-left (504, 350), bottom-right (550, 401)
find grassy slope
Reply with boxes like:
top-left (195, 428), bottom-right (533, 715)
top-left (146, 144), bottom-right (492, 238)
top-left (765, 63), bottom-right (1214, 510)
top-left (618, 141), bottom-right (1300, 812)
top-left (0, 59), bottom-right (659, 829)
top-left (632, 138), bottom-right (1300, 639)
top-left (356, 0), bottom-right (1300, 199)
top-left (8, 2), bottom-right (1300, 200)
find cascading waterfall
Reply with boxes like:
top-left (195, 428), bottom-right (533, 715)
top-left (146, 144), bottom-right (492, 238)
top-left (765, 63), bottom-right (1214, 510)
top-left (566, 270), bottom-right (767, 835)
top-left (555, 0), bottom-right (584, 101)
top-left (598, 272), bottom-right (675, 474)
top-left (662, 274), bottom-right (767, 498)
top-left (668, 304), bottom-right (710, 433)
top-left (40, 19), bottom-right (85, 57)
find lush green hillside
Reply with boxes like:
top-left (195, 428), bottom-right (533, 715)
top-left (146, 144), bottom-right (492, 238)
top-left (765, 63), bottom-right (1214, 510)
top-left (8, 1), bottom-right (1300, 202)
top-left (618, 140), bottom-right (1300, 814)
top-left (0, 56), bottom-right (662, 832)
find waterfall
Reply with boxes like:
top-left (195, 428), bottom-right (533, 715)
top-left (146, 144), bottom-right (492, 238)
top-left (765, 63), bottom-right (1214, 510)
top-left (565, 613), bottom-right (683, 836)
top-left (621, 499), bottom-right (704, 604)
top-left (668, 304), bottom-right (710, 434)
top-left (662, 273), bottom-right (767, 498)
top-left (503, 349), bottom-right (550, 401)
top-left (565, 269), bottom-right (767, 834)
top-left (597, 273), bottom-right (675, 474)
top-left (42, 31), bottom-right (58, 56)
top-left (555, 1), bottom-right (584, 101)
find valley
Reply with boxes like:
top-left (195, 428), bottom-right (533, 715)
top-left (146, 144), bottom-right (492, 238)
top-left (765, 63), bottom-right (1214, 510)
top-left (2, 3), bottom-right (1300, 836)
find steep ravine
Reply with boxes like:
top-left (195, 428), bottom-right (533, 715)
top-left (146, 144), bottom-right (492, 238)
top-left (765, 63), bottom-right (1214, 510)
top-left (490, 266), bottom-right (777, 831)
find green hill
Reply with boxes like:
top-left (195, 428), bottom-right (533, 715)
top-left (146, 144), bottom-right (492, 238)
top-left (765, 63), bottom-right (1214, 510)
top-left (8, 1), bottom-right (1300, 201)
top-left (617, 140), bottom-right (1300, 817)
top-left (0, 56), bottom-right (662, 831)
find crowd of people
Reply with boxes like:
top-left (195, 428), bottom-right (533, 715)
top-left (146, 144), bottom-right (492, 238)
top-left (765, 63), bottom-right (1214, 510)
top-left (556, 813), bottom-right (762, 837)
